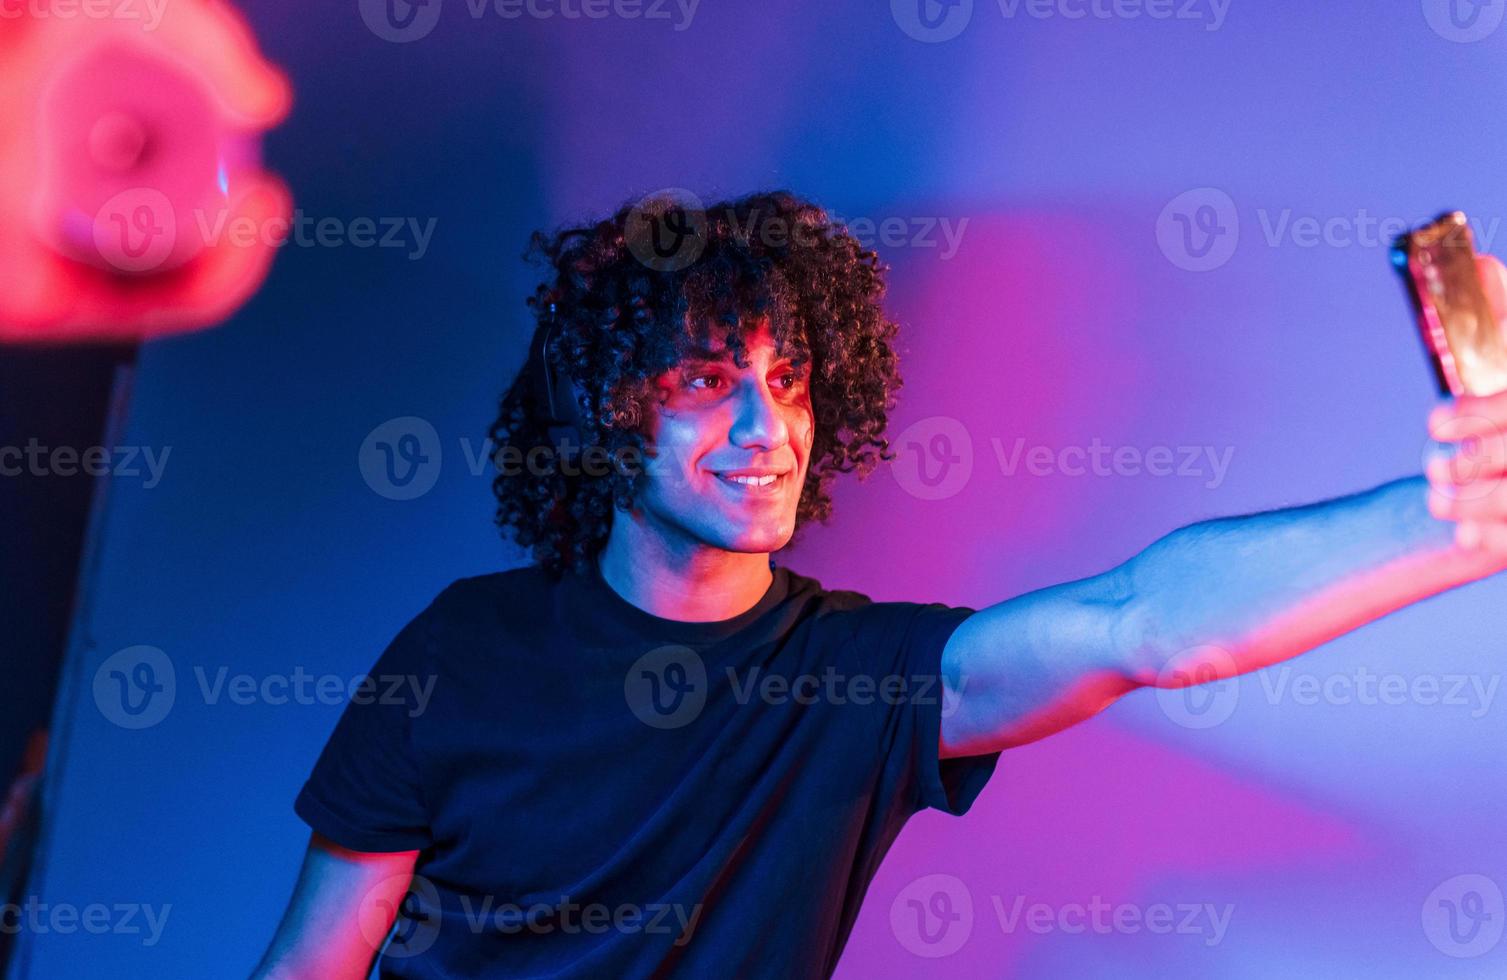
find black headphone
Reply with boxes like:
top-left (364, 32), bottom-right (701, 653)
top-left (525, 297), bottom-right (585, 445)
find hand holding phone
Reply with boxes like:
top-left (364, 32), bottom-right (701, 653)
top-left (1393, 212), bottom-right (1507, 397)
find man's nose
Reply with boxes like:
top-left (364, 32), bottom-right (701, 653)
top-left (728, 378), bottom-right (789, 451)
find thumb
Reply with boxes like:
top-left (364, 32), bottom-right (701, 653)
top-left (1474, 253), bottom-right (1507, 333)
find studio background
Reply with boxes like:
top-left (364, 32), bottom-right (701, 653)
top-left (12, 1), bottom-right (1507, 976)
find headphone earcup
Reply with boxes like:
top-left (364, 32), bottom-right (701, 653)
top-left (527, 318), bottom-right (584, 442)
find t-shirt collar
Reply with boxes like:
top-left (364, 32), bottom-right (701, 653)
top-left (570, 555), bottom-right (790, 644)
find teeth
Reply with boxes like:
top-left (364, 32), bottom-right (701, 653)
top-left (723, 473), bottom-right (778, 487)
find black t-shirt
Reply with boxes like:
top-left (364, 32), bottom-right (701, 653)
top-left (294, 560), bottom-right (1000, 978)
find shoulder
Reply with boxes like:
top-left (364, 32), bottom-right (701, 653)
top-left (781, 567), bottom-right (974, 642)
top-left (437, 557), bottom-right (560, 603)
top-left (438, 562), bottom-right (556, 601)
top-left (425, 563), bottom-right (560, 624)
top-left (779, 567), bottom-right (895, 642)
top-left (383, 565), bottom-right (561, 676)
top-left (780, 567), bottom-right (869, 611)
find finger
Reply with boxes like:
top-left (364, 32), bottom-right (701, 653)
top-left (1426, 435), bottom-right (1507, 486)
top-left (1429, 402), bottom-right (1507, 442)
top-left (1429, 483), bottom-right (1507, 521)
top-left (1429, 258), bottom-right (1507, 434)
top-left (1476, 253), bottom-right (1507, 330)
top-left (1479, 521), bottom-right (1507, 553)
top-left (1454, 519), bottom-right (1507, 553)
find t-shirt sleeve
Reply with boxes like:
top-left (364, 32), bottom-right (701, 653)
top-left (293, 597), bottom-right (440, 852)
top-left (864, 600), bottom-right (1001, 817)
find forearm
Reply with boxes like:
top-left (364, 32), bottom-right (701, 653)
top-left (1121, 475), bottom-right (1507, 686)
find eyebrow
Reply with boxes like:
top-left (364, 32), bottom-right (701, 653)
top-left (679, 346), bottom-right (729, 364)
top-left (677, 346), bottom-right (806, 368)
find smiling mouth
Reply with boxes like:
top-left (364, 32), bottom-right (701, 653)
top-left (714, 471), bottom-right (789, 493)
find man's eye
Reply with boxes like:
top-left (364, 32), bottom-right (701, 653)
top-left (688, 374), bottom-right (723, 390)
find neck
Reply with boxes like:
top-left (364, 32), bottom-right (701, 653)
top-left (596, 511), bottom-right (773, 623)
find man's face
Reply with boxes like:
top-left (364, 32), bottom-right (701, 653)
top-left (634, 319), bottom-right (814, 556)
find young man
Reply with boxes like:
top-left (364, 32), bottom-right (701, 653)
top-left (253, 191), bottom-right (1507, 978)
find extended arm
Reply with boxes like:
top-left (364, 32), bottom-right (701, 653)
top-left (941, 254), bottom-right (1507, 759)
top-left (940, 470), bottom-right (1507, 758)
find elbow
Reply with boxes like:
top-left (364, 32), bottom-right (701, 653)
top-left (1107, 566), bottom-right (1251, 691)
top-left (1104, 560), bottom-right (1163, 689)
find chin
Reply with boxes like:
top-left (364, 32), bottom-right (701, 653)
top-left (712, 522), bottom-right (794, 555)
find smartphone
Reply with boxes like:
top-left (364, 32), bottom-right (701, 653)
top-left (1391, 211), bottom-right (1507, 397)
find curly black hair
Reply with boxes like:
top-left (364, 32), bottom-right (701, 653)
top-left (486, 190), bottom-right (907, 576)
